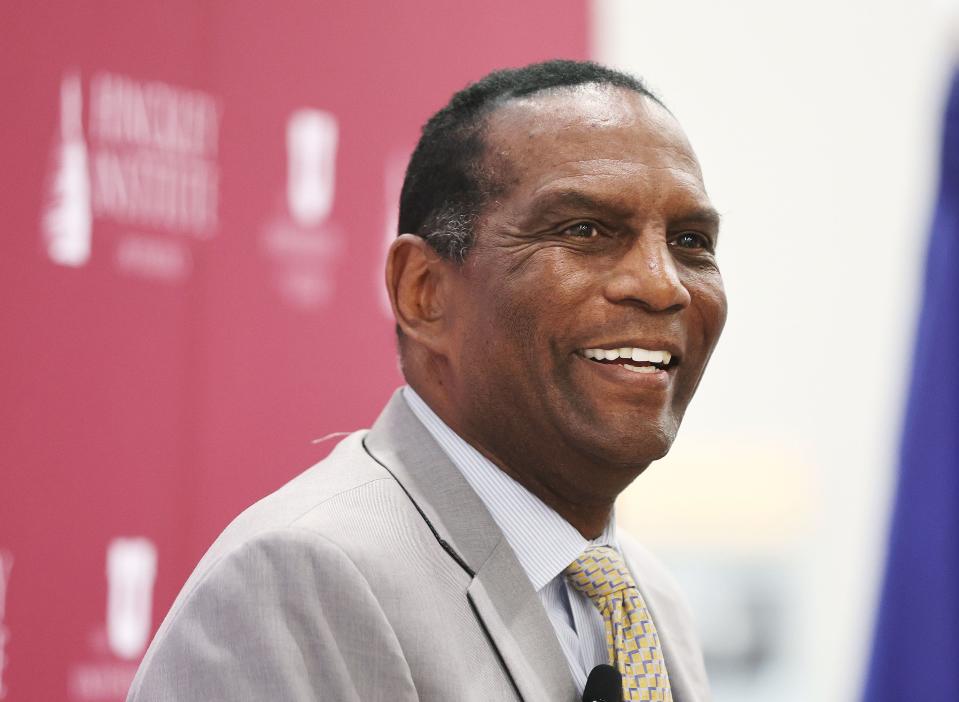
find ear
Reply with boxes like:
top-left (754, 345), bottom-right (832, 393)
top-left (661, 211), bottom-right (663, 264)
top-left (386, 234), bottom-right (455, 353)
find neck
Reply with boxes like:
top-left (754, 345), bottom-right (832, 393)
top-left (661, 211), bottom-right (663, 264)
top-left (408, 377), bottom-right (629, 540)
top-left (471, 437), bottom-right (620, 540)
top-left (406, 363), bottom-right (650, 539)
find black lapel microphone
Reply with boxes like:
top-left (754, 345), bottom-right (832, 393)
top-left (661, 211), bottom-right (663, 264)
top-left (582, 664), bottom-right (622, 702)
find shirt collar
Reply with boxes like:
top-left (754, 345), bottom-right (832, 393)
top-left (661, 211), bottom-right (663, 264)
top-left (402, 386), bottom-right (617, 592)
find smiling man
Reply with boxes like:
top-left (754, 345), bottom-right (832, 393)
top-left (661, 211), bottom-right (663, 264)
top-left (129, 61), bottom-right (726, 702)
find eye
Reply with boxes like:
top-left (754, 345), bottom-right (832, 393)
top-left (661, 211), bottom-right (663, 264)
top-left (672, 231), bottom-right (713, 251)
top-left (562, 222), bottom-right (599, 239)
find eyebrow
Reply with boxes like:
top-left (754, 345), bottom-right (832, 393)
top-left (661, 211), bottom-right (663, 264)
top-left (527, 188), bottom-right (722, 228)
top-left (675, 206), bottom-right (722, 228)
top-left (526, 189), bottom-right (637, 220)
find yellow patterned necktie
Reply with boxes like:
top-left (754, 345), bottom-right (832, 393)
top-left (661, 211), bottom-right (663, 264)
top-left (564, 545), bottom-right (672, 702)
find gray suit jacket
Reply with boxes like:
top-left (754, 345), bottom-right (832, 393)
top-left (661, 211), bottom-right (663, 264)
top-left (128, 391), bottom-right (710, 702)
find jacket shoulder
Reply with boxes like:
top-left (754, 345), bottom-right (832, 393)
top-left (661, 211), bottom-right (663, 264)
top-left (129, 526), bottom-right (417, 701)
top-left (203, 431), bottom-right (391, 553)
top-left (128, 431), bottom-right (422, 701)
top-left (156, 431), bottom-right (405, 636)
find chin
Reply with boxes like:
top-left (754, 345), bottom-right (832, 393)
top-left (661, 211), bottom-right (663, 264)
top-left (579, 417), bottom-right (678, 470)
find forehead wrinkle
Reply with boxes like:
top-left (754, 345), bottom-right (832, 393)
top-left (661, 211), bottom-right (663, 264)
top-left (650, 141), bottom-right (703, 179)
top-left (507, 139), bottom-right (704, 190)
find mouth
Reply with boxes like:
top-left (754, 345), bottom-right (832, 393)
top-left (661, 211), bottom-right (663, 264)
top-left (577, 345), bottom-right (679, 375)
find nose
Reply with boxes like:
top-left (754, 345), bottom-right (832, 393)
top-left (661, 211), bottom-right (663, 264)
top-left (603, 231), bottom-right (691, 312)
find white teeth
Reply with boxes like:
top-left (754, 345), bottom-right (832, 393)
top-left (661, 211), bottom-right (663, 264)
top-left (582, 346), bottom-right (673, 365)
top-left (622, 363), bottom-right (659, 374)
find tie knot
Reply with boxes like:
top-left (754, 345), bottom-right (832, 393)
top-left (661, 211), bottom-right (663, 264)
top-left (563, 545), bottom-right (636, 601)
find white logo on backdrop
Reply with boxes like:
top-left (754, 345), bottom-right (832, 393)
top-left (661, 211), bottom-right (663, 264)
top-left (41, 70), bottom-right (221, 282)
top-left (0, 550), bottom-right (13, 700)
top-left (105, 538), bottom-right (157, 660)
top-left (43, 72), bottom-right (93, 267)
top-left (287, 110), bottom-right (338, 227)
top-left (262, 108), bottom-right (342, 308)
top-left (68, 537), bottom-right (157, 701)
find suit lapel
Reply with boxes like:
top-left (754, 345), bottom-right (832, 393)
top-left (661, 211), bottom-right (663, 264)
top-left (467, 541), bottom-right (578, 702)
top-left (364, 390), bottom-right (576, 702)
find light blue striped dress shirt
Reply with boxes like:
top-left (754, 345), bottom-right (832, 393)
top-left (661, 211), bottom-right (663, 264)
top-left (403, 387), bottom-right (616, 694)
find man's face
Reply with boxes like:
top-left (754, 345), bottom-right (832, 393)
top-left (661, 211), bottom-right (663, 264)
top-left (440, 85), bottom-right (726, 496)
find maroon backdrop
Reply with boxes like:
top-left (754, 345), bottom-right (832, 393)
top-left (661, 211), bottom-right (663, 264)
top-left (0, 3), bottom-right (588, 699)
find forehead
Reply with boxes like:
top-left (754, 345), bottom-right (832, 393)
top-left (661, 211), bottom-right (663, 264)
top-left (482, 85), bottom-right (706, 206)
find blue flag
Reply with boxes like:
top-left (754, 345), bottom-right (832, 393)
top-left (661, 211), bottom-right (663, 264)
top-left (863, 71), bottom-right (959, 701)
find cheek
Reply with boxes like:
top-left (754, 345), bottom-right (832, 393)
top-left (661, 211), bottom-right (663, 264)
top-left (687, 269), bottom-right (727, 345)
top-left (485, 259), bottom-right (585, 342)
top-left (450, 277), bottom-right (540, 381)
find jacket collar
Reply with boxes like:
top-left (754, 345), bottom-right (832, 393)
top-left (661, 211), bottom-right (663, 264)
top-left (363, 389), bottom-right (577, 702)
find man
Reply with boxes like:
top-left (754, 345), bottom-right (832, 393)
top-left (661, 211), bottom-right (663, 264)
top-left (128, 60), bottom-right (726, 702)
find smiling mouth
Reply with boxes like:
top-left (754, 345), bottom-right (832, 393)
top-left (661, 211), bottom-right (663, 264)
top-left (578, 346), bottom-right (677, 374)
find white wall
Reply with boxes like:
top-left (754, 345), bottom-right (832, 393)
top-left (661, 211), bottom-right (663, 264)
top-left (593, 2), bottom-right (955, 699)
